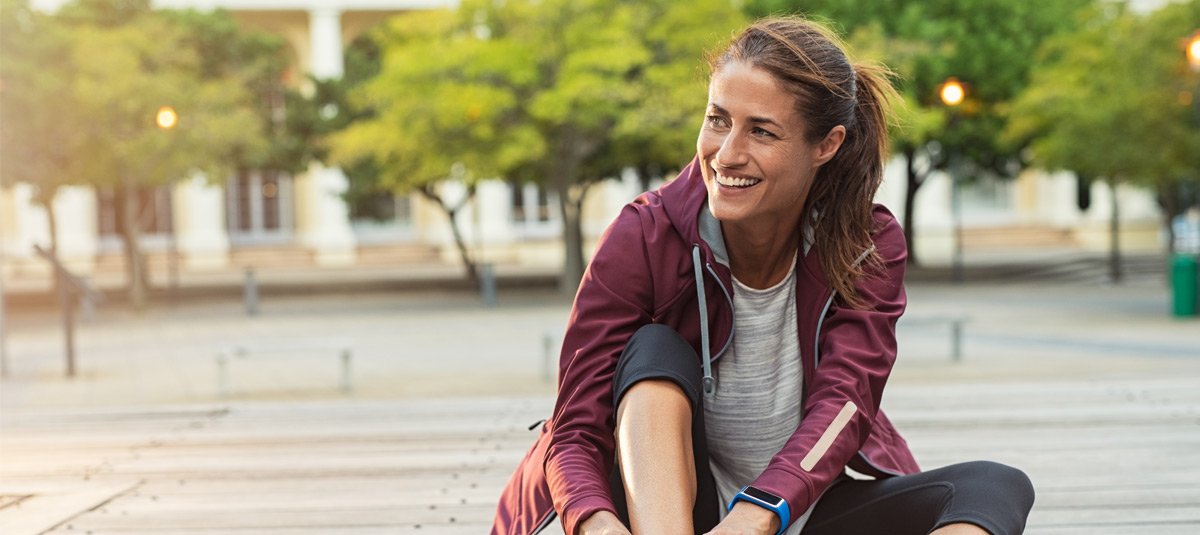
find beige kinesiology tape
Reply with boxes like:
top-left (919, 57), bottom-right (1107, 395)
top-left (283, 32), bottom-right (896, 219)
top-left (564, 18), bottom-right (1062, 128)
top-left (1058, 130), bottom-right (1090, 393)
top-left (800, 401), bottom-right (858, 472)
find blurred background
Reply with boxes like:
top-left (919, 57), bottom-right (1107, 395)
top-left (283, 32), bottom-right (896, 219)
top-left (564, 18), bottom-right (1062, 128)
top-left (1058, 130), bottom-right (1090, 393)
top-left (2, 1), bottom-right (1199, 533)
top-left (1, 0), bottom-right (1197, 311)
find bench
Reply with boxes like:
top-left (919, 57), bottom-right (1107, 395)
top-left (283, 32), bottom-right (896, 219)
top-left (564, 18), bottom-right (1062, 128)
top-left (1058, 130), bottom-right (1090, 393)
top-left (215, 339), bottom-right (353, 398)
top-left (899, 315), bottom-right (969, 362)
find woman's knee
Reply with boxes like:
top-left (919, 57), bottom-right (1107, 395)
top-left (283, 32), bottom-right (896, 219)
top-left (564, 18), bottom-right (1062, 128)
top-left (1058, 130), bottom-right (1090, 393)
top-left (614, 324), bottom-right (703, 410)
top-left (953, 461), bottom-right (1035, 507)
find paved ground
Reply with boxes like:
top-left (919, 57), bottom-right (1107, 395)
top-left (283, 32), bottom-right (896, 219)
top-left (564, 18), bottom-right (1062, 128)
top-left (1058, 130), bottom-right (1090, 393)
top-left (3, 266), bottom-right (1196, 407)
top-left (2, 266), bottom-right (1199, 533)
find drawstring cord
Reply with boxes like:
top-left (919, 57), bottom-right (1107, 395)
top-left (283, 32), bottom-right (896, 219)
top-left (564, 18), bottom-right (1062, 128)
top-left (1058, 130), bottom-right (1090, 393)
top-left (693, 245), bottom-right (715, 395)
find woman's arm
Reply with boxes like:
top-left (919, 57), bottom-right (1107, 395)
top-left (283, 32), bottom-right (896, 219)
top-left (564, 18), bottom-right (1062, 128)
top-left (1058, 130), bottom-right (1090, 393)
top-left (544, 203), bottom-right (658, 535)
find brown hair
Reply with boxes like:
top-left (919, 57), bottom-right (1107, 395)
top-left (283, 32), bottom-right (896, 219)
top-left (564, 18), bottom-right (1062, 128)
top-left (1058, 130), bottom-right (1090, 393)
top-left (709, 16), bottom-right (898, 308)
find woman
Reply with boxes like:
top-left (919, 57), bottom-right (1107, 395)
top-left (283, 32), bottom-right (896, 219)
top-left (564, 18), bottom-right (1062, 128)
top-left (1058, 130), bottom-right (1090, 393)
top-left (494, 16), bottom-right (1034, 535)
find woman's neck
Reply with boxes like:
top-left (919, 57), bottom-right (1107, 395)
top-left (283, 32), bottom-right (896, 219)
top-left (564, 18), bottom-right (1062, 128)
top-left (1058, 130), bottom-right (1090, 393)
top-left (723, 220), bottom-right (802, 289)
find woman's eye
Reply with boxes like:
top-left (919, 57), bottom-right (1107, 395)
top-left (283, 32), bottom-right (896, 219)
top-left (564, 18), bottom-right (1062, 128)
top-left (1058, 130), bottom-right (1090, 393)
top-left (706, 115), bottom-right (728, 128)
top-left (752, 127), bottom-right (777, 138)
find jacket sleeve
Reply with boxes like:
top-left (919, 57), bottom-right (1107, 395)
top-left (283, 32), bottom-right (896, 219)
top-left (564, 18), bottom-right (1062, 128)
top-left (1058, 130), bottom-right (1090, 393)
top-left (751, 208), bottom-right (908, 517)
top-left (544, 204), bottom-right (656, 535)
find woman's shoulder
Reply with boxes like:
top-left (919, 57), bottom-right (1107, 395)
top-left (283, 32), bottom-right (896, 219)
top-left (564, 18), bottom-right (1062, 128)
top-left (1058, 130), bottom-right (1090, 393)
top-left (869, 204), bottom-right (907, 266)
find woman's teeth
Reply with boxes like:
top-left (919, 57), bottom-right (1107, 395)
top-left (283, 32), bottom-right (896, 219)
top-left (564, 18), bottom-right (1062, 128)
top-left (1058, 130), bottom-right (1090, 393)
top-left (716, 173), bottom-right (762, 188)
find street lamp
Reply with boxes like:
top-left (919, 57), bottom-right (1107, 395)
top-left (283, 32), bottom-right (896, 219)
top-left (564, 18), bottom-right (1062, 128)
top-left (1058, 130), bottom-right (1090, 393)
top-left (940, 77), bottom-right (966, 283)
top-left (156, 106), bottom-right (180, 303)
top-left (156, 106), bottom-right (178, 130)
top-left (1186, 30), bottom-right (1200, 71)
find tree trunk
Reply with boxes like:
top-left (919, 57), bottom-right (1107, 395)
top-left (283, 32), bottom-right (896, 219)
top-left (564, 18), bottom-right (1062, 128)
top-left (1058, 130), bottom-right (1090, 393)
top-left (1158, 181), bottom-right (1180, 256)
top-left (1107, 177), bottom-right (1122, 284)
top-left (39, 191), bottom-right (61, 296)
top-left (902, 147), bottom-right (924, 266)
top-left (118, 181), bottom-right (149, 309)
top-left (418, 185), bottom-right (478, 284)
top-left (557, 181), bottom-right (589, 294)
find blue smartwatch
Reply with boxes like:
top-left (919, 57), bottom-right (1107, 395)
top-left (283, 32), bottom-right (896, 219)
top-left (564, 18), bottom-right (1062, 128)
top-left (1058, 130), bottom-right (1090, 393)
top-left (728, 485), bottom-right (790, 535)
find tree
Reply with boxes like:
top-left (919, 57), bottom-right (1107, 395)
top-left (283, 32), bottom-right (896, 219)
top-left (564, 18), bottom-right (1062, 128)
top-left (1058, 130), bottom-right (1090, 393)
top-left (0, 0), bottom-right (87, 261)
top-left (1005, 1), bottom-right (1200, 282)
top-left (330, 9), bottom-right (539, 282)
top-left (59, 1), bottom-right (264, 308)
top-left (746, 0), bottom-right (1091, 265)
top-left (335, 0), bottom-right (745, 291)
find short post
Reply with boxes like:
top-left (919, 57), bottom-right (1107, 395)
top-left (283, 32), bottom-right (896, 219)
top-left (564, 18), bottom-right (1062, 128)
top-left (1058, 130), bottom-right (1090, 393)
top-left (216, 352), bottom-right (229, 398)
top-left (542, 331), bottom-right (555, 383)
top-left (244, 267), bottom-right (259, 316)
top-left (59, 267), bottom-right (77, 377)
top-left (951, 321), bottom-right (963, 362)
top-left (480, 262), bottom-right (497, 308)
top-left (340, 348), bottom-right (352, 394)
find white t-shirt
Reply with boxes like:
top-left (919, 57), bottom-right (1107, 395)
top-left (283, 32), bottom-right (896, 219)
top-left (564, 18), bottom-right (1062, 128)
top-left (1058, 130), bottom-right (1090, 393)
top-left (703, 258), bottom-right (816, 534)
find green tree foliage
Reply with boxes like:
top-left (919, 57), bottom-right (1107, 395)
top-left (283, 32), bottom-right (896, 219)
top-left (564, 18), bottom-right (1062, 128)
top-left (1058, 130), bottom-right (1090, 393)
top-left (1005, 1), bottom-right (1200, 280)
top-left (746, 0), bottom-right (1091, 264)
top-left (0, 0), bottom-right (87, 257)
top-left (332, 0), bottom-right (745, 289)
top-left (6, 0), bottom-right (267, 307)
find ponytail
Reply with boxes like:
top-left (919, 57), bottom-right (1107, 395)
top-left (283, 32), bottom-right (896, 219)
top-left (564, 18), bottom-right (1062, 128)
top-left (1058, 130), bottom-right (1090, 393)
top-left (806, 63), bottom-right (897, 309)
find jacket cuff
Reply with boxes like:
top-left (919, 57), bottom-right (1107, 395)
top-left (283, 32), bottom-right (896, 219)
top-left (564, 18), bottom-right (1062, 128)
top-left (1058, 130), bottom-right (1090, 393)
top-left (750, 469), bottom-right (815, 529)
top-left (561, 495), bottom-right (618, 535)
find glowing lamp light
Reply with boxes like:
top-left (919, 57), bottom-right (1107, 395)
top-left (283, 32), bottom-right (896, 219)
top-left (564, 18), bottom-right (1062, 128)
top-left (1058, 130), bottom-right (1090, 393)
top-left (156, 106), bottom-right (178, 130)
top-left (940, 78), bottom-right (965, 107)
top-left (1188, 31), bottom-right (1200, 71)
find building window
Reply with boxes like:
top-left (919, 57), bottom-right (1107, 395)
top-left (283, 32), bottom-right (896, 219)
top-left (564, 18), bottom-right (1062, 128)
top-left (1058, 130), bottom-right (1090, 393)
top-left (96, 186), bottom-right (173, 237)
top-left (511, 182), bottom-right (553, 223)
top-left (227, 171), bottom-right (293, 244)
top-left (349, 190), bottom-right (411, 224)
top-left (510, 181), bottom-right (560, 239)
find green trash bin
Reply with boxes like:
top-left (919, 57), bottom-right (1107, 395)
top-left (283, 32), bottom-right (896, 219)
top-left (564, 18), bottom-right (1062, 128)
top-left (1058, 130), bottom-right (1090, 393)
top-left (1172, 254), bottom-right (1198, 317)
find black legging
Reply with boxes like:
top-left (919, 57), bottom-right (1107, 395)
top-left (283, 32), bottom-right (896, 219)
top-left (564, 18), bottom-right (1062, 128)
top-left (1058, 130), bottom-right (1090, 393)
top-left (609, 324), bottom-right (1035, 535)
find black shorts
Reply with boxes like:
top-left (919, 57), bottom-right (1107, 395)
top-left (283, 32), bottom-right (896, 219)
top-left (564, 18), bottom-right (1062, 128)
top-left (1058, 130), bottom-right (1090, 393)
top-left (609, 324), bottom-right (1034, 535)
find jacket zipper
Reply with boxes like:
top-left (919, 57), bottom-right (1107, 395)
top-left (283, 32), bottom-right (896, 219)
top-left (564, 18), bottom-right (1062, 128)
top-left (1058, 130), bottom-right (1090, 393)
top-left (530, 509), bottom-right (557, 534)
top-left (705, 262), bottom-right (735, 362)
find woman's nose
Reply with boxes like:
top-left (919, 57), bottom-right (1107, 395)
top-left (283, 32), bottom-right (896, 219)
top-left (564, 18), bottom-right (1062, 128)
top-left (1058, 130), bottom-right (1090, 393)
top-left (715, 132), bottom-right (749, 167)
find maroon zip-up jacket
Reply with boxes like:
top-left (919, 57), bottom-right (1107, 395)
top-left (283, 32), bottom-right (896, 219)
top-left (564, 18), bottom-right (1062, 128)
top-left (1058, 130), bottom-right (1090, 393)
top-left (493, 158), bottom-right (920, 535)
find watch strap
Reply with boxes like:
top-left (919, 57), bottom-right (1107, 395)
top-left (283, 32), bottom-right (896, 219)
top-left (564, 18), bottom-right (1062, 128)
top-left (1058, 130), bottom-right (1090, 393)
top-left (727, 485), bottom-right (790, 535)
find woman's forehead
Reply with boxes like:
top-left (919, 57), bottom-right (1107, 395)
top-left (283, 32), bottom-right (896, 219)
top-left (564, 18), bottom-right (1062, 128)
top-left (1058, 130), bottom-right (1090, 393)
top-left (708, 62), bottom-right (801, 123)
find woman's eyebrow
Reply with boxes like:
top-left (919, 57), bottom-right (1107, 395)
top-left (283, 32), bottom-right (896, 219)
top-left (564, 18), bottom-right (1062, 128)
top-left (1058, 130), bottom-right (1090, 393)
top-left (708, 103), bottom-right (783, 129)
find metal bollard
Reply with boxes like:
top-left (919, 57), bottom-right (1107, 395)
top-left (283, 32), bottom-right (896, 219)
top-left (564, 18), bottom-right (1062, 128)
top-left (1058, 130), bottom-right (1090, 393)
top-left (480, 263), bottom-right (497, 308)
top-left (244, 267), bottom-right (259, 316)
top-left (542, 331), bottom-right (555, 383)
top-left (216, 352), bottom-right (229, 398)
top-left (340, 348), bottom-right (353, 394)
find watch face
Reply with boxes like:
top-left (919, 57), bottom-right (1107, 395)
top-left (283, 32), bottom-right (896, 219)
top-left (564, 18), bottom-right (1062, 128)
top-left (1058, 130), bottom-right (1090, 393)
top-left (743, 486), bottom-right (784, 507)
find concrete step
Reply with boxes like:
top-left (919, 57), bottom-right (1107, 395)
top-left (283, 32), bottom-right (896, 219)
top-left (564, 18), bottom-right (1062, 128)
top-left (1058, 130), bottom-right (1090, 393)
top-left (962, 226), bottom-right (1077, 250)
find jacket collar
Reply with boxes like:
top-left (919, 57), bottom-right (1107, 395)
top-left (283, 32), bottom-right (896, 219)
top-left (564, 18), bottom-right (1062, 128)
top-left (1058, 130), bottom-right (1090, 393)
top-left (664, 156), bottom-right (815, 270)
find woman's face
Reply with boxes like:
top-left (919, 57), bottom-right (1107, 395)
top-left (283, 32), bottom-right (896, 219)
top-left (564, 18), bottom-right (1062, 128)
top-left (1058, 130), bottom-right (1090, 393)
top-left (697, 61), bottom-right (843, 231)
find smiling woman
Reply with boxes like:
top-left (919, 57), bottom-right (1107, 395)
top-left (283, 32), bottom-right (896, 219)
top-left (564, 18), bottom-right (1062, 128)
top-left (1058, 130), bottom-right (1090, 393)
top-left (493, 16), bottom-right (1034, 535)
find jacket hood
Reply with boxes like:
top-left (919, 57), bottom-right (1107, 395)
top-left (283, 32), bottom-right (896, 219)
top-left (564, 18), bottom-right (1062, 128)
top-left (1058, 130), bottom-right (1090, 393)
top-left (659, 156), bottom-right (708, 245)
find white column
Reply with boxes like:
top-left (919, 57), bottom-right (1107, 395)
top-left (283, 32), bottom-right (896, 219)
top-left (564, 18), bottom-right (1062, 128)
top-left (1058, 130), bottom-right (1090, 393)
top-left (52, 186), bottom-right (98, 271)
top-left (309, 7), bottom-right (345, 79)
top-left (174, 174), bottom-right (230, 270)
top-left (296, 163), bottom-right (357, 266)
top-left (477, 180), bottom-right (514, 248)
top-left (297, 7), bottom-right (356, 266)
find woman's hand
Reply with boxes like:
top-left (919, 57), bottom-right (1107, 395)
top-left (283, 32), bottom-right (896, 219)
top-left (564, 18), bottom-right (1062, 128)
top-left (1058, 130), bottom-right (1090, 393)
top-left (579, 510), bottom-right (632, 535)
top-left (704, 501), bottom-right (780, 535)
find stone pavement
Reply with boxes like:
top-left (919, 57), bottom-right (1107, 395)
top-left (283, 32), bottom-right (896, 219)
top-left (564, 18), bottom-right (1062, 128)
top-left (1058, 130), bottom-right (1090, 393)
top-left (1, 270), bottom-right (1199, 533)
top-left (3, 266), bottom-right (1197, 407)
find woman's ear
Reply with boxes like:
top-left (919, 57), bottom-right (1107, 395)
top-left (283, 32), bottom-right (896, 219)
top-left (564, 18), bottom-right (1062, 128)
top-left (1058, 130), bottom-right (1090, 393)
top-left (814, 125), bottom-right (846, 166)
